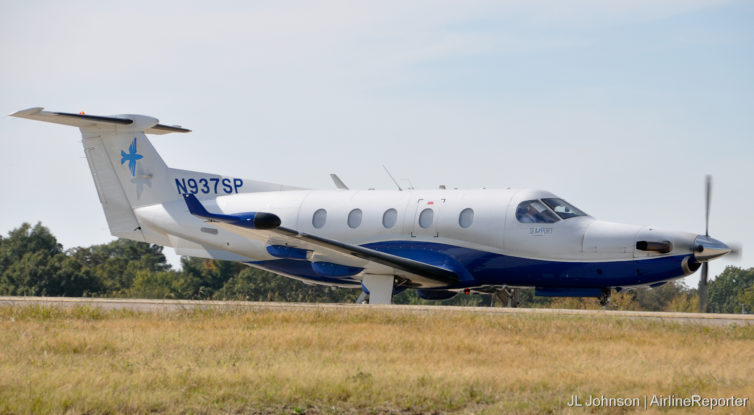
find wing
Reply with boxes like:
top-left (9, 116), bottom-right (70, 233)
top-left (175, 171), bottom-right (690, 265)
top-left (183, 194), bottom-right (458, 288)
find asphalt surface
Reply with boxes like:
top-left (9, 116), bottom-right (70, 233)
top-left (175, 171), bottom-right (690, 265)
top-left (1, 296), bottom-right (752, 326)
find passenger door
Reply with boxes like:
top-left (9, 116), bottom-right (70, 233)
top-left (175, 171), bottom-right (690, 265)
top-left (411, 197), bottom-right (443, 238)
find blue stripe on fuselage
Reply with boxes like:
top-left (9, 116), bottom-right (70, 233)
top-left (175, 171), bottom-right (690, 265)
top-left (250, 241), bottom-right (690, 288)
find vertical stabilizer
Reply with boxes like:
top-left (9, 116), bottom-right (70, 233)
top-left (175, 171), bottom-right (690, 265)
top-left (81, 127), bottom-right (177, 241)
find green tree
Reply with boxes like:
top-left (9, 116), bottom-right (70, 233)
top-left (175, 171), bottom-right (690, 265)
top-left (179, 257), bottom-right (246, 299)
top-left (624, 281), bottom-right (693, 311)
top-left (69, 239), bottom-right (171, 294)
top-left (707, 266), bottom-right (754, 313)
top-left (736, 285), bottom-right (754, 314)
top-left (214, 266), bottom-right (361, 303)
top-left (0, 222), bottom-right (61, 275)
top-left (126, 270), bottom-right (183, 299)
top-left (0, 223), bottom-right (101, 296)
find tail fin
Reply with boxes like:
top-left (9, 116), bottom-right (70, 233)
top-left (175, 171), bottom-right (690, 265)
top-left (12, 107), bottom-right (301, 245)
top-left (11, 107), bottom-right (190, 242)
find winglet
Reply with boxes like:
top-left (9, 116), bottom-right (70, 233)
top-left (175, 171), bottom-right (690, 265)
top-left (182, 194), bottom-right (281, 230)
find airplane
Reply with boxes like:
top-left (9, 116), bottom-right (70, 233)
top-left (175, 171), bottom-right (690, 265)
top-left (10, 107), bottom-right (736, 307)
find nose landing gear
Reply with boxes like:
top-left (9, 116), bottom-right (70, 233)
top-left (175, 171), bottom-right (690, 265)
top-left (599, 288), bottom-right (611, 309)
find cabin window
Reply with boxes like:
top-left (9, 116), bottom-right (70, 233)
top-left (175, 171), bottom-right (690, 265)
top-left (347, 209), bottom-right (362, 229)
top-left (541, 198), bottom-right (588, 220)
top-left (312, 209), bottom-right (327, 228)
top-left (459, 208), bottom-right (474, 228)
top-left (382, 208), bottom-right (398, 229)
top-left (419, 208), bottom-right (434, 228)
top-left (515, 200), bottom-right (559, 223)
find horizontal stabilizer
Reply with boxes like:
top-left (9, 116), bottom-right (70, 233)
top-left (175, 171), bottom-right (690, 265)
top-left (10, 107), bottom-right (190, 135)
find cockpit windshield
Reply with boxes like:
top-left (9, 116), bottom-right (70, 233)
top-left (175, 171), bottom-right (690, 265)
top-left (541, 198), bottom-right (588, 220)
top-left (516, 200), bottom-right (560, 223)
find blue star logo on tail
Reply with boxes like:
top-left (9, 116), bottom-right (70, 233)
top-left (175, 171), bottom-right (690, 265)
top-left (120, 137), bottom-right (143, 177)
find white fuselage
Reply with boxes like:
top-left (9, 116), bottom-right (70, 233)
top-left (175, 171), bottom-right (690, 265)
top-left (135, 187), bottom-right (699, 290)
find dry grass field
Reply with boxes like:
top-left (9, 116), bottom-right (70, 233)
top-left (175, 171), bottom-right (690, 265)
top-left (0, 305), bottom-right (752, 414)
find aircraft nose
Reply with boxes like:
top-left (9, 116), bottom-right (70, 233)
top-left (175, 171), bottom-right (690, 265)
top-left (693, 235), bottom-right (731, 262)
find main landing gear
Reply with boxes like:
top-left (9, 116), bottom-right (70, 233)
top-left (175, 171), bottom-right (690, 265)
top-left (357, 274), bottom-right (396, 305)
top-left (493, 287), bottom-right (520, 308)
top-left (355, 291), bottom-right (368, 304)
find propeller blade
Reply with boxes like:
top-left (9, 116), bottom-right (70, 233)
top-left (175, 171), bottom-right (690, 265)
top-left (705, 175), bottom-right (712, 237)
top-left (698, 262), bottom-right (709, 313)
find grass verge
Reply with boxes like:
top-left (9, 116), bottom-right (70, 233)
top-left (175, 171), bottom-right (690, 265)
top-left (1, 305), bottom-right (752, 414)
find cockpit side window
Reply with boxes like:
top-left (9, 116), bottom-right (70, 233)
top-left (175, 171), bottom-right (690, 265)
top-left (541, 198), bottom-right (588, 220)
top-left (516, 200), bottom-right (560, 223)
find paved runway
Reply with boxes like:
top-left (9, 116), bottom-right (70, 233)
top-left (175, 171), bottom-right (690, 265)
top-left (1, 296), bottom-right (752, 326)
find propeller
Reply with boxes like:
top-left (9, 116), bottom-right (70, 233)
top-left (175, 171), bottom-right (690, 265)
top-left (699, 174), bottom-right (712, 313)
top-left (698, 175), bottom-right (712, 313)
top-left (696, 175), bottom-right (743, 312)
top-left (699, 262), bottom-right (709, 313)
top-left (705, 175), bottom-right (711, 237)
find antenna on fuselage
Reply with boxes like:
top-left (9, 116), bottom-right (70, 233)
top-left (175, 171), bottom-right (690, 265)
top-left (382, 165), bottom-right (403, 191)
top-left (329, 174), bottom-right (349, 190)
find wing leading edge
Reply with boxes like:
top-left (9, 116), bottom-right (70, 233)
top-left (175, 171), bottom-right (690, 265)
top-left (183, 194), bottom-right (458, 288)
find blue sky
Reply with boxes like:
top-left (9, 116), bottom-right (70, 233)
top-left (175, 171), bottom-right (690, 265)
top-left (1, 1), bottom-right (752, 288)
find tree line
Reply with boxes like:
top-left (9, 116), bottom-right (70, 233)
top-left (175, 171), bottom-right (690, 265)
top-left (1, 222), bottom-right (752, 313)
